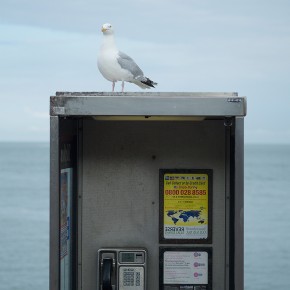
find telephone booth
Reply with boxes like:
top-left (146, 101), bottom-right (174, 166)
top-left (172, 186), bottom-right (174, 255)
top-left (50, 92), bottom-right (247, 290)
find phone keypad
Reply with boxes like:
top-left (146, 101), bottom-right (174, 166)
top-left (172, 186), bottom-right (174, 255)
top-left (123, 269), bottom-right (134, 286)
top-left (119, 266), bottom-right (144, 290)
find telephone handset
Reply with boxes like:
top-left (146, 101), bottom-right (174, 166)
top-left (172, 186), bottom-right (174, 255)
top-left (102, 258), bottom-right (113, 290)
top-left (98, 248), bottom-right (147, 290)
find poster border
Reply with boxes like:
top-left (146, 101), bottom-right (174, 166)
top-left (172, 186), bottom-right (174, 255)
top-left (159, 169), bottom-right (213, 244)
top-left (159, 247), bottom-right (213, 290)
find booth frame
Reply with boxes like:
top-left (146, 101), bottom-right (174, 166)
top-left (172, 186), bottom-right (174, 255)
top-left (50, 92), bottom-right (246, 290)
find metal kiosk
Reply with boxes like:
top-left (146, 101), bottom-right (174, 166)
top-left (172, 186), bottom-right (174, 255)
top-left (50, 92), bottom-right (247, 290)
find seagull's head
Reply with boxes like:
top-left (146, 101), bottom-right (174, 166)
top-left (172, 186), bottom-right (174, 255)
top-left (101, 23), bottom-right (114, 35)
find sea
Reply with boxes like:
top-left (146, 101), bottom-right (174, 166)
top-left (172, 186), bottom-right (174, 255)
top-left (0, 142), bottom-right (289, 290)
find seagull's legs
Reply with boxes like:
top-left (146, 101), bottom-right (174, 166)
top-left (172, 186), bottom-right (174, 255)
top-left (121, 81), bottom-right (125, 93)
top-left (112, 81), bottom-right (115, 92)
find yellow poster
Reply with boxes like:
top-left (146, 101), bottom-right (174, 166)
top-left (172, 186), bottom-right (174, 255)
top-left (163, 173), bottom-right (209, 240)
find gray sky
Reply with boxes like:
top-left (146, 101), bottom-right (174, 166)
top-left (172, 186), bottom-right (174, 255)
top-left (1, 0), bottom-right (290, 143)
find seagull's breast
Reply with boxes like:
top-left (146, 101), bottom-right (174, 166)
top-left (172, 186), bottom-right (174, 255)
top-left (98, 49), bottom-right (132, 82)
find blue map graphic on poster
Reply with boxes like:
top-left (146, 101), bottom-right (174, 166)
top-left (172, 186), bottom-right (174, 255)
top-left (167, 210), bottom-right (201, 224)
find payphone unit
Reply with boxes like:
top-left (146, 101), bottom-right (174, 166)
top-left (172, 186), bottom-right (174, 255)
top-left (98, 248), bottom-right (147, 290)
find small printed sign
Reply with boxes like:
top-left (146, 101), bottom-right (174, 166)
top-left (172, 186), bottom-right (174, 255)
top-left (164, 251), bottom-right (208, 285)
top-left (160, 248), bottom-right (212, 290)
top-left (60, 167), bottom-right (73, 290)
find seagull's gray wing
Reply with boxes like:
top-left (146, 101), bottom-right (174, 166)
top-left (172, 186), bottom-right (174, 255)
top-left (117, 51), bottom-right (144, 78)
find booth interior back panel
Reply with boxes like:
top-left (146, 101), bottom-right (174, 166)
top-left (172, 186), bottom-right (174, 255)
top-left (81, 120), bottom-right (226, 290)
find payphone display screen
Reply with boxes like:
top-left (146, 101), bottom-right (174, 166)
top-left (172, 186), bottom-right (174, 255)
top-left (121, 252), bottom-right (135, 263)
top-left (159, 169), bottom-right (212, 244)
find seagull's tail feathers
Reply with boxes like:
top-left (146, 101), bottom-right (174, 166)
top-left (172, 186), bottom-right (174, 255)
top-left (133, 76), bottom-right (157, 89)
top-left (141, 77), bottom-right (157, 88)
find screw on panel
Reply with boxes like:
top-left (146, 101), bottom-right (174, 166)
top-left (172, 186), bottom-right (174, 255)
top-left (224, 118), bottom-right (233, 127)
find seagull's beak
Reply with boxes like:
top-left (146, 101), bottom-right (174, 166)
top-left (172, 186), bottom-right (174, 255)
top-left (101, 27), bottom-right (107, 32)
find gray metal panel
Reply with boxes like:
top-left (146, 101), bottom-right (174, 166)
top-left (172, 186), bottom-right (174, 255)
top-left (50, 116), bottom-right (60, 290)
top-left (56, 91), bottom-right (238, 97)
top-left (234, 118), bottom-right (244, 290)
top-left (80, 120), bottom-right (227, 290)
top-left (50, 92), bottom-right (247, 117)
top-left (224, 119), bottom-right (232, 290)
top-left (77, 120), bottom-right (84, 290)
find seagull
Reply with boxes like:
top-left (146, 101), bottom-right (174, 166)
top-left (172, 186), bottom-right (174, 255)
top-left (97, 23), bottom-right (157, 92)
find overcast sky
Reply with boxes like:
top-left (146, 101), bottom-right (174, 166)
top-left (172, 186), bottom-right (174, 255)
top-left (0, 0), bottom-right (290, 143)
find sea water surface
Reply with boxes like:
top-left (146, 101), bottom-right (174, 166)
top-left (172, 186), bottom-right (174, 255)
top-left (244, 144), bottom-right (290, 290)
top-left (0, 142), bottom-right (289, 290)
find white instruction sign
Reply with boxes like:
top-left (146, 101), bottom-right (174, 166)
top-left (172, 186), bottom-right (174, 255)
top-left (164, 251), bottom-right (208, 285)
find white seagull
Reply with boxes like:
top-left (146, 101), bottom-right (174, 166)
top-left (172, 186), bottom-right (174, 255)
top-left (97, 23), bottom-right (157, 92)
